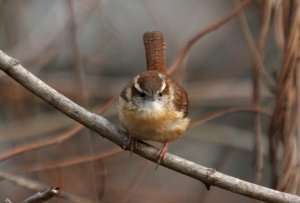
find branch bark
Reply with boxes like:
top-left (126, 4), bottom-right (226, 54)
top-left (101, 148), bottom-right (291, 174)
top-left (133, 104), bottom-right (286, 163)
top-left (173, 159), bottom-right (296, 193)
top-left (0, 50), bottom-right (299, 203)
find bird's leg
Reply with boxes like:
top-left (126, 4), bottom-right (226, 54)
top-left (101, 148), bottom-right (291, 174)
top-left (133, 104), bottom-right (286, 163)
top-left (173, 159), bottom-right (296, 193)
top-left (156, 143), bottom-right (168, 165)
top-left (129, 137), bottom-right (137, 156)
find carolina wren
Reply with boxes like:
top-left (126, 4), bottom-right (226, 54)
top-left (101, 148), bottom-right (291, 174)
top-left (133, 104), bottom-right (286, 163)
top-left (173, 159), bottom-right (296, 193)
top-left (118, 31), bottom-right (189, 164)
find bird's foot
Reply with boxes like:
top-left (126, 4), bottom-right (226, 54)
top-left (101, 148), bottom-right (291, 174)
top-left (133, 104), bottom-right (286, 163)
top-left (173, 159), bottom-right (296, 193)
top-left (156, 143), bottom-right (168, 168)
top-left (129, 137), bottom-right (137, 156)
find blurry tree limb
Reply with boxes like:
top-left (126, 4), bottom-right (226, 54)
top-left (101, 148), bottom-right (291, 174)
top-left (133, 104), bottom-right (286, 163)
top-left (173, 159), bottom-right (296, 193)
top-left (0, 125), bottom-right (82, 162)
top-left (187, 123), bottom-right (269, 154)
top-left (273, 1), bottom-right (285, 50)
top-left (250, 0), bottom-right (270, 186)
top-left (21, 187), bottom-right (59, 203)
top-left (0, 96), bottom-right (116, 162)
top-left (189, 106), bottom-right (271, 128)
top-left (237, 0), bottom-right (272, 186)
top-left (0, 50), bottom-right (300, 203)
top-left (0, 171), bottom-right (93, 203)
top-left (168, 0), bottom-right (251, 74)
top-left (122, 162), bottom-right (151, 203)
top-left (237, 0), bottom-right (276, 93)
top-left (269, 1), bottom-right (300, 193)
top-left (65, 0), bottom-right (87, 105)
top-left (15, 147), bottom-right (122, 174)
top-left (4, 199), bottom-right (12, 203)
top-left (64, 2), bottom-right (100, 197)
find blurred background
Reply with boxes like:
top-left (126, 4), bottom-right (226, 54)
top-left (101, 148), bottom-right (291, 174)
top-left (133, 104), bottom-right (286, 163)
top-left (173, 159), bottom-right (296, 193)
top-left (0, 0), bottom-right (298, 202)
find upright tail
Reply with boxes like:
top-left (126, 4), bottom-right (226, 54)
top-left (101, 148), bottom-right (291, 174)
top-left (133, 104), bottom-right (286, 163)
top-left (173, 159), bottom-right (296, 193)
top-left (143, 31), bottom-right (167, 72)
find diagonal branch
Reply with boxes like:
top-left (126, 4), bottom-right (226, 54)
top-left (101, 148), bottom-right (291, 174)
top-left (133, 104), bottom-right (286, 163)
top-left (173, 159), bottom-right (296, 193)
top-left (189, 106), bottom-right (271, 128)
top-left (0, 50), bottom-right (299, 203)
top-left (15, 147), bottom-right (122, 174)
top-left (168, 0), bottom-right (252, 74)
top-left (21, 187), bottom-right (59, 203)
top-left (0, 171), bottom-right (93, 203)
top-left (0, 125), bottom-right (82, 162)
top-left (0, 96), bottom-right (116, 162)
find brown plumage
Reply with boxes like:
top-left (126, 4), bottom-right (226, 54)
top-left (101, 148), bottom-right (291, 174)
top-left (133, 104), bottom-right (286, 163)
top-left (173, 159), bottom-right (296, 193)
top-left (118, 31), bottom-right (189, 164)
top-left (143, 31), bottom-right (166, 73)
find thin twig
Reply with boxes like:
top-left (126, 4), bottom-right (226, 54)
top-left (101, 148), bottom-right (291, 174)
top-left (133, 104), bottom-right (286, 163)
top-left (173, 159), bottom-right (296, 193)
top-left (4, 199), bottom-right (12, 203)
top-left (244, 0), bottom-right (271, 186)
top-left (0, 125), bottom-right (82, 162)
top-left (252, 0), bottom-right (272, 186)
top-left (0, 171), bottom-right (94, 203)
top-left (0, 50), bottom-right (299, 202)
top-left (64, 2), bottom-right (100, 196)
top-left (0, 96), bottom-right (116, 162)
top-left (66, 0), bottom-right (87, 105)
top-left (21, 187), bottom-right (59, 203)
top-left (189, 106), bottom-right (271, 128)
top-left (15, 147), bottom-right (122, 173)
top-left (274, 1), bottom-right (285, 50)
top-left (254, 114), bottom-right (263, 184)
top-left (237, 0), bottom-right (274, 186)
top-left (269, 1), bottom-right (300, 190)
top-left (237, 0), bottom-right (276, 93)
top-left (168, 0), bottom-right (251, 74)
top-left (122, 162), bottom-right (151, 203)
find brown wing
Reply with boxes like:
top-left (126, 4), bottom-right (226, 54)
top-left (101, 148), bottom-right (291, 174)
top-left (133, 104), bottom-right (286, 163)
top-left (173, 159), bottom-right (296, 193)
top-left (119, 81), bottom-right (133, 102)
top-left (170, 78), bottom-right (189, 118)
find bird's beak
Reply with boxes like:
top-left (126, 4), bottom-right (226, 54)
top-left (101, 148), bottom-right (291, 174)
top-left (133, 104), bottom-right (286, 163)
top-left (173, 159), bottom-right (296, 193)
top-left (147, 95), bottom-right (155, 102)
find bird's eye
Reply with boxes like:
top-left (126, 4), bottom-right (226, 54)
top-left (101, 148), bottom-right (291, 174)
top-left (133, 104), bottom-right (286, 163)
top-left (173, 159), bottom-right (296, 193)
top-left (158, 92), bottom-right (163, 97)
top-left (140, 92), bottom-right (146, 97)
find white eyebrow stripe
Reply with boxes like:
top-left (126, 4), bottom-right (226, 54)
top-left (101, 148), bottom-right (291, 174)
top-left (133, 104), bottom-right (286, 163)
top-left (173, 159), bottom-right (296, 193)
top-left (125, 87), bottom-right (131, 101)
top-left (133, 75), bottom-right (144, 93)
top-left (158, 73), bottom-right (166, 93)
top-left (158, 73), bottom-right (165, 79)
top-left (160, 80), bottom-right (166, 92)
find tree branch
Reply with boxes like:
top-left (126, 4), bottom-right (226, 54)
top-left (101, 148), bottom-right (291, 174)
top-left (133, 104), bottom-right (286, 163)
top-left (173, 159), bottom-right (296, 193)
top-left (0, 50), bottom-right (299, 203)
top-left (0, 171), bottom-right (93, 203)
top-left (0, 96), bottom-right (116, 162)
top-left (15, 147), bottom-right (122, 174)
top-left (0, 125), bottom-right (83, 162)
top-left (168, 0), bottom-right (252, 74)
top-left (189, 106), bottom-right (271, 128)
top-left (21, 187), bottom-right (59, 203)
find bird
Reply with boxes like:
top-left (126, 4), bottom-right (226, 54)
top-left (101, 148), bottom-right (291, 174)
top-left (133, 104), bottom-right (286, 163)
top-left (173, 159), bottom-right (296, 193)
top-left (117, 31), bottom-right (189, 164)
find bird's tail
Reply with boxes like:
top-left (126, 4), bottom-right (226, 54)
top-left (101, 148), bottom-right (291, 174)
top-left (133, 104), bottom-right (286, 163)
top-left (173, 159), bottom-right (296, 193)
top-left (143, 31), bottom-right (167, 73)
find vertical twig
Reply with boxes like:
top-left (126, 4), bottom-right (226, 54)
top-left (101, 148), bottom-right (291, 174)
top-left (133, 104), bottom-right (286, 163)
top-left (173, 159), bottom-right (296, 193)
top-left (65, 0), bottom-right (87, 105)
top-left (274, 0), bottom-right (285, 50)
top-left (65, 2), bottom-right (102, 200)
top-left (269, 0), bottom-right (300, 192)
top-left (236, 0), bottom-right (273, 185)
top-left (236, 0), bottom-right (276, 93)
top-left (296, 43), bottom-right (300, 195)
top-left (253, 0), bottom-right (272, 185)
